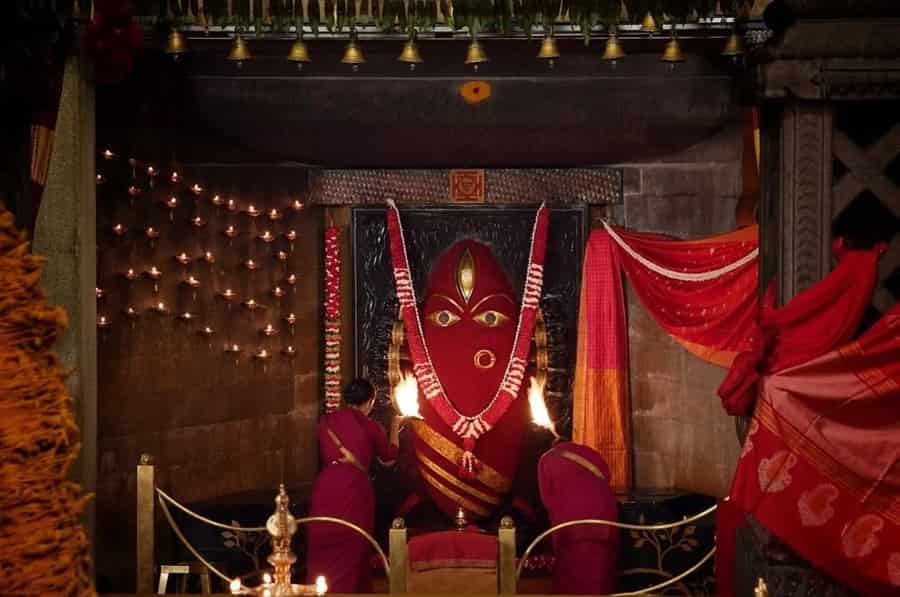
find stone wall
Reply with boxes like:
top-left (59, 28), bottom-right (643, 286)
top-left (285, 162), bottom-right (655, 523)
top-left (93, 164), bottom-right (320, 591)
top-left (616, 121), bottom-right (745, 496)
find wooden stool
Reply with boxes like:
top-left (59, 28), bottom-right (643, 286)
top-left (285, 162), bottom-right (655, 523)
top-left (157, 562), bottom-right (213, 594)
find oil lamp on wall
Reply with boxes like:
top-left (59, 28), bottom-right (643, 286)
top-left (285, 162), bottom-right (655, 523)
top-left (122, 305), bottom-right (139, 328)
top-left (198, 325), bottom-right (215, 348)
top-left (177, 311), bottom-right (195, 322)
top-left (191, 216), bottom-right (207, 228)
top-left (96, 173), bottom-right (106, 185)
top-left (211, 194), bottom-right (225, 207)
top-left (145, 266), bottom-right (162, 293)
top-left (282, 345), bottom-right (296, 358)
top-left (95, 287), bottom-right (105, 300)
top-left (261, 323), bottom-right (278, 337)
top-left (102, 148), bottom-right (115, 160)
top-left (224, 342), bottom-right (241, 367)
top-left (284, 229), bottom-right (296, 252)
top-left (146, 164), bottom-right (158, 187)
top-left (190, 183), bottom-right (203, 195)
top-left (112, 223), bottom-right (128, 237)
top-left (284, 312), bottom-right (296, 335)
top-left (128, 184), bottom-right (142, 206)
top-left (271, 285), bottom-right (285, 298)
top-left (290, 199), bottom-right (304, 213)
top-left (150, 300), bottom-right (168, 315)
top-left (122, 268), bottom-right (139, 282)
top-left (226, 198), bottom-right (239, 213)
top-left (165, 195), bottom-right (179, 221)
top-left (175, 252), bottom-right (192, 266)
top-left (183, 275), bottom-right (201, 301)
top-left (170, 170), bottom-right (181, 184)
top-left (145, 226), bottom-right (160, 248)
top-left (268, 208), bottom-right (282, 221)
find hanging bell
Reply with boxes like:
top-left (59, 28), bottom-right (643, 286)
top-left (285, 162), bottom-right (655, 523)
top-left (398, 32), bottom-right (423, 70)
top-left (287, 34), bottom-right (311, 69)
top-left (465, 40), bottom-right (488, 71)
top-left (537, 35), bottom-right (560, 67)
top-left (341, 33), bottom-right (366, 70)
top-left (721, 30), bottom-right (745, 58)
top-left (227, 34), bottom-right (252, 66)
top-left (640, 11), bottom-right (658, 34)
top-left (601, 30), bottom-right (625, 63)
top-left (661, 31), bottom-right (685, 66)
top-left (165, 30), bottom-right (188, 57)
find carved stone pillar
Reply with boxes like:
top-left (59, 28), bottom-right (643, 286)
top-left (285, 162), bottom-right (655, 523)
top-left (760, 103), bottom-right (834, 304)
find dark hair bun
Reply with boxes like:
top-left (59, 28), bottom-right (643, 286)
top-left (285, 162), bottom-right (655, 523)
top-left (343, 379), bottom-right (375, 406)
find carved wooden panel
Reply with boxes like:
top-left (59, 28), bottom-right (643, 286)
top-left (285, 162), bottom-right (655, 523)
top-left (352, 205), bottom-right (585, 436)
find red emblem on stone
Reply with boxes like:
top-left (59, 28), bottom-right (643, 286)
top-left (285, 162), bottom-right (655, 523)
top-left (450, 170), bottom-right (485, 203)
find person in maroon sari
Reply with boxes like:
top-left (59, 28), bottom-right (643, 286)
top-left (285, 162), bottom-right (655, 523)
top-left (538, 441), bottom-right (619, 595)
top-left (306, 380), bottom-right (403, 592)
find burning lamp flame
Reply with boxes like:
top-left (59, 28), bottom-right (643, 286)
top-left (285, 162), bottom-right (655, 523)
top-left (394, 373), bottom-right (422, 418)
top-left (229, 578), bottom-right (242, 594)
top-left (528, 377), bottom-right (559, 439)
top-left (315, 576), bottom-right (328, 596)
top-left (262, 572), bottom-right (272, 585)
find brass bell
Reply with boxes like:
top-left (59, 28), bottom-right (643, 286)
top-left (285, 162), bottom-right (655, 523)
top-left (227, 34), bottom-right (252, 66)
top-left (398, 31), bottom-right (423, 70)
top-left (341, 33), bottom-right (365, 70)
top-left (640, 11), bottom-right (658, 34)
top-left (601, 29), bottom-right (625, 63)
top-left (165, 30), bottom-right (188, 57)
top-left (721, 30), bottom-right (745, 58)
top-left (661, 31), bottom-right (685, 66)
top-left (287, 34), bottom-right (311, 69)
top-left (537, 35), bottom-right (560, 67)
top-left (465, 40), bottom-right (488, 71)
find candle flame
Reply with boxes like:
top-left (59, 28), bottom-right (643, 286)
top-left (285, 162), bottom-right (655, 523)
top-left (229, 578), bottom-right (241, 594)
top-left (528, 376), bottom-right (557, 436)
top-left (315, 576), bottom-right (328, 596)
top-left (394, 373), bottom-right (421, 418)
top-left (262, 572), bottom-right (272, 585)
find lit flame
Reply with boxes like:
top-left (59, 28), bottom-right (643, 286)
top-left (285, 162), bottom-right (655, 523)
top-left (229, 578), bottom-right (241, 594)
top-left (528, 376), bottom-right (558, 438)
top-left (315, 575), bottom-right (328, 596)
top-left (394, 373), bottom-right (422, 418)
top-left (262, 572), bottom-right (272, 585)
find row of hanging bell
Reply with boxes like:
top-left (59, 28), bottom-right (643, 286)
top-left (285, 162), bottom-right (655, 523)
top-left (163, 24), bottom-right (742, 69)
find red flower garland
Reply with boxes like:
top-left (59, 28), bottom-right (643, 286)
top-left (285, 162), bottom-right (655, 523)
top-left (324, 225), bottom-right (342, 412)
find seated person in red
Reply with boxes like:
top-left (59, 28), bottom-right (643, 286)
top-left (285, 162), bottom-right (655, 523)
top-left (538, 441), bottom-right (619, 595)
top-left (306, 379), bottom-right (403, 592)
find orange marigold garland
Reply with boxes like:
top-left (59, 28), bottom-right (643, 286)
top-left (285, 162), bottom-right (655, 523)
top-left (0, 205), bottom-right (94, 595)
top-left (324, 224), bottom-right (341, 411)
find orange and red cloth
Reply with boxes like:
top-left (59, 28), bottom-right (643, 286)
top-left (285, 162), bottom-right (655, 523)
top-left (573, 219), bottom-right (891, 594)
top-left (573, 223), bottom-right (759, 489)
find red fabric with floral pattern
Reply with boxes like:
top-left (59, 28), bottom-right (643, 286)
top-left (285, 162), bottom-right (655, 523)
top-left (731, 303), bottom-right (900, 596)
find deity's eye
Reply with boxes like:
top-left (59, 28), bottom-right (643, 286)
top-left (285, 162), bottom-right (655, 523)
top-left (428, 310), bottom-right (461, 327)
top-left (472, 310), bottom-right (509, 327)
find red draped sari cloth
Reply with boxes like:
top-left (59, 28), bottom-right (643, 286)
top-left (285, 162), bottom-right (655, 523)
top-left (731, 303), bottom-right (900, 595)
top-left (306, 408), bottom-right (399, 593)
top-left (538, 441), bottom-right (619, 595)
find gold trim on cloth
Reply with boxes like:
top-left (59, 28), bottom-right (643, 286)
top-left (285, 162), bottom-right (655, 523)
top-left (755, 398), bottom-right (900, 525)
top-left (417, 451), bottom-right (500, 505)
top-left (420, 470), bottom-right (490, 517)
top-left (557, 449), bottom-right (606, 480)
top-left (410, 419), bottom-right (512, 494)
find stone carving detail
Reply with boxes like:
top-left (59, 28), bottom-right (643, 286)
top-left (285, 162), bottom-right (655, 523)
top-left (308, 168), bottom-right (622, 206)
top-left (792, 108), bottom-right (828, 296)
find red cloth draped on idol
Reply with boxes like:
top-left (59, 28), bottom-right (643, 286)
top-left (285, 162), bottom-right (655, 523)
top-left (386, 201), bottom-right (549, 522)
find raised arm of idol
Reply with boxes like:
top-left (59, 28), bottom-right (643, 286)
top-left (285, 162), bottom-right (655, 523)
top-left (528, 376), bottom-right (560, 440)
top-left (394, 372), bottom-right (423, 419)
